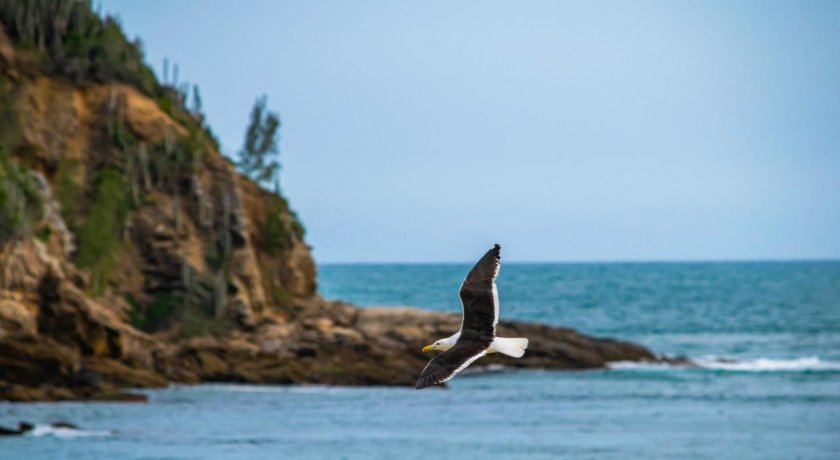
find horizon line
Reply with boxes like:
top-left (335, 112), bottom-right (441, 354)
top-left (317, 257), bottom-right (840, 265)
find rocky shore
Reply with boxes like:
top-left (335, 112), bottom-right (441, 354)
top-left (1, 283), bottom-right (660, 401)
top-left (0, 227), bottom-right (659, 401)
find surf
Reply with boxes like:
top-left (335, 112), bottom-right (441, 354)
top-left (608, 356), bottom-right (840, 372)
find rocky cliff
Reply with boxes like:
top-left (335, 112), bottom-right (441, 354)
top-left (0, 4), bottom-right (658, 402)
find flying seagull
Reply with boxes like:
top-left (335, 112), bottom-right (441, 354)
top-left (416, 244), bottom-right (529, 389)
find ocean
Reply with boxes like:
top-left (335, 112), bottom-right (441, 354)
top-left (2, 262), bottom-right (839, 459)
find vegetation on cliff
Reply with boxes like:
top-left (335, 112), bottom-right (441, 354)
top-left (0, 0), bottom-right (157, 93)
top-left (0, 0), bottom-right (312, 329)
top-left (0, 146), bottom-right (41, 243)
top-left (73, 167), bottom-right (129, 292)
top-left (237, 96), bottom-right (281, 190)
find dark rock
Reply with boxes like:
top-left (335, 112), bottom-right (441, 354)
top-left (0, 425), bottom-right (21, 436)
top-left (50, 422), bottom-right (79, 430)
top-left (0, 422), bottom-right (34, 436)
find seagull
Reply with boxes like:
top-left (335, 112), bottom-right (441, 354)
top-left (416, 244), bottom-right (529, 389)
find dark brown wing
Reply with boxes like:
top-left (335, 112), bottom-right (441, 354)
top-left (458, 244), bottom-right (501, 339)
top-left (415, 341), bottom-right (488, 389)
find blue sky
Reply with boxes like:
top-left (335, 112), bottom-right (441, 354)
top-left (101, 0), bottom-right (840, 263)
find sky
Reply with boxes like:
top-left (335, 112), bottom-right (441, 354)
top-left (100, 0), bottom-right (840, 263)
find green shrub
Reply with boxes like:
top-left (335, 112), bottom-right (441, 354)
top-left (271, 285), bottom-right (294, 309)
top-left (0, 76), bottom-right (21, 150)
top-left (263, 202), bottom-right (290, 254)
top-left (179, 303), bottom-right (231, 338)
top-left (0, 146), bottom-right (42, 242)
top-left (107, 112), bottom-right (136, 149)
top-left (261, 196), bottom-right (307, 254)
top-left (205, 251), bottom-right (226, 271)
top-left (155, 95), bottom-right (173, 116)
top-left (54, 158), bottom-right (82, 227)
top-left (289, 215), bottom-right (306, 240)
top-left (124, 293), bottom-right (145, 329)
top-left (135, 291), bottom-right (230, 337)
top-left (142, 292), bottom-right (185, 331)
top-left (74, 167), bottom-right (129, 292)
top-left (34, 223), bottom-right (51, 241)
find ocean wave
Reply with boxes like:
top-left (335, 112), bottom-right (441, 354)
top-left (26, 425), bottom-right (112, 438)
top-left (607, 361), bottom-right (677, 371)
top-left (694, 356), bottom-right (840, 371)
top-left (608, 356), bottom-right (840, 372)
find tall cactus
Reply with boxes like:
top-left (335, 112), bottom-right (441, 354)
top-left (138, 142), bottom-right (151, 191)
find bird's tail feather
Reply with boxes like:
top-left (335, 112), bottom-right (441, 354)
top-left (492, 337), bottom-right (529, 358)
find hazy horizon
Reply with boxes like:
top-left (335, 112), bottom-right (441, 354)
top-left (319, 257), bottom-right (840, 265)
top-left (101, 0), bottom-right (840, 263)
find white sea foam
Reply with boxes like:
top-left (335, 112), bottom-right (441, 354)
top-left (26, 425), bottom-right (112, 438)
top-left (609, 356), bottom-right (840, 372)
top-left (608, 361), bottom-right (677, 371)
top-left (694, 355), bottom-right (840, 371)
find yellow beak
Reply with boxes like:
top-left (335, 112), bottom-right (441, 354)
top-left (422, 345), bottom-right (433, 352)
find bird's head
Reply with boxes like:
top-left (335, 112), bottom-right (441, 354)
top-left (422, 338), bottom-right (452, 353)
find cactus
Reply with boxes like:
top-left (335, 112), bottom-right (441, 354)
top-left (173, 192), bottom-right (182, 233)
top-left (191, 85), bottom-right (203, 123)
top-left (163, 58), bottom-right (169, 85)
top-left (213, 272), bottom-right (227, 318)
top-left (137, 142), bottom-right (151, 190)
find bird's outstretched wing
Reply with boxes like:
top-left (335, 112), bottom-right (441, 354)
top-left (415, 245), bottom-right (502, 390)
top-left (415, 342), bottom-right (488, 389)
top-left (458, 244), bottom-right (501, 338)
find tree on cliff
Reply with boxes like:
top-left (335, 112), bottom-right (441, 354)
top-left (236, 96), bottom-right (281, 190)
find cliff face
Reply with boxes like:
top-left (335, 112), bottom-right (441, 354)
top-left (0, 12), bottom-right (659, 401)
top-left (8, 75), bottom-right (315, 318)
top-left (0, 18), bottom-right (316, 399)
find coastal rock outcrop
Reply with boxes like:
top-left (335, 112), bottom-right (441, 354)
top-left (154, 302), bottom-right (657, 387)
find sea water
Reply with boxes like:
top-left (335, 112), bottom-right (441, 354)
top-left (2, 262), bottom-right (839, 459)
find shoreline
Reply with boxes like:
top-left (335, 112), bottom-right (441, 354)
top-left (1, 301), bottom-right (664, 402)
